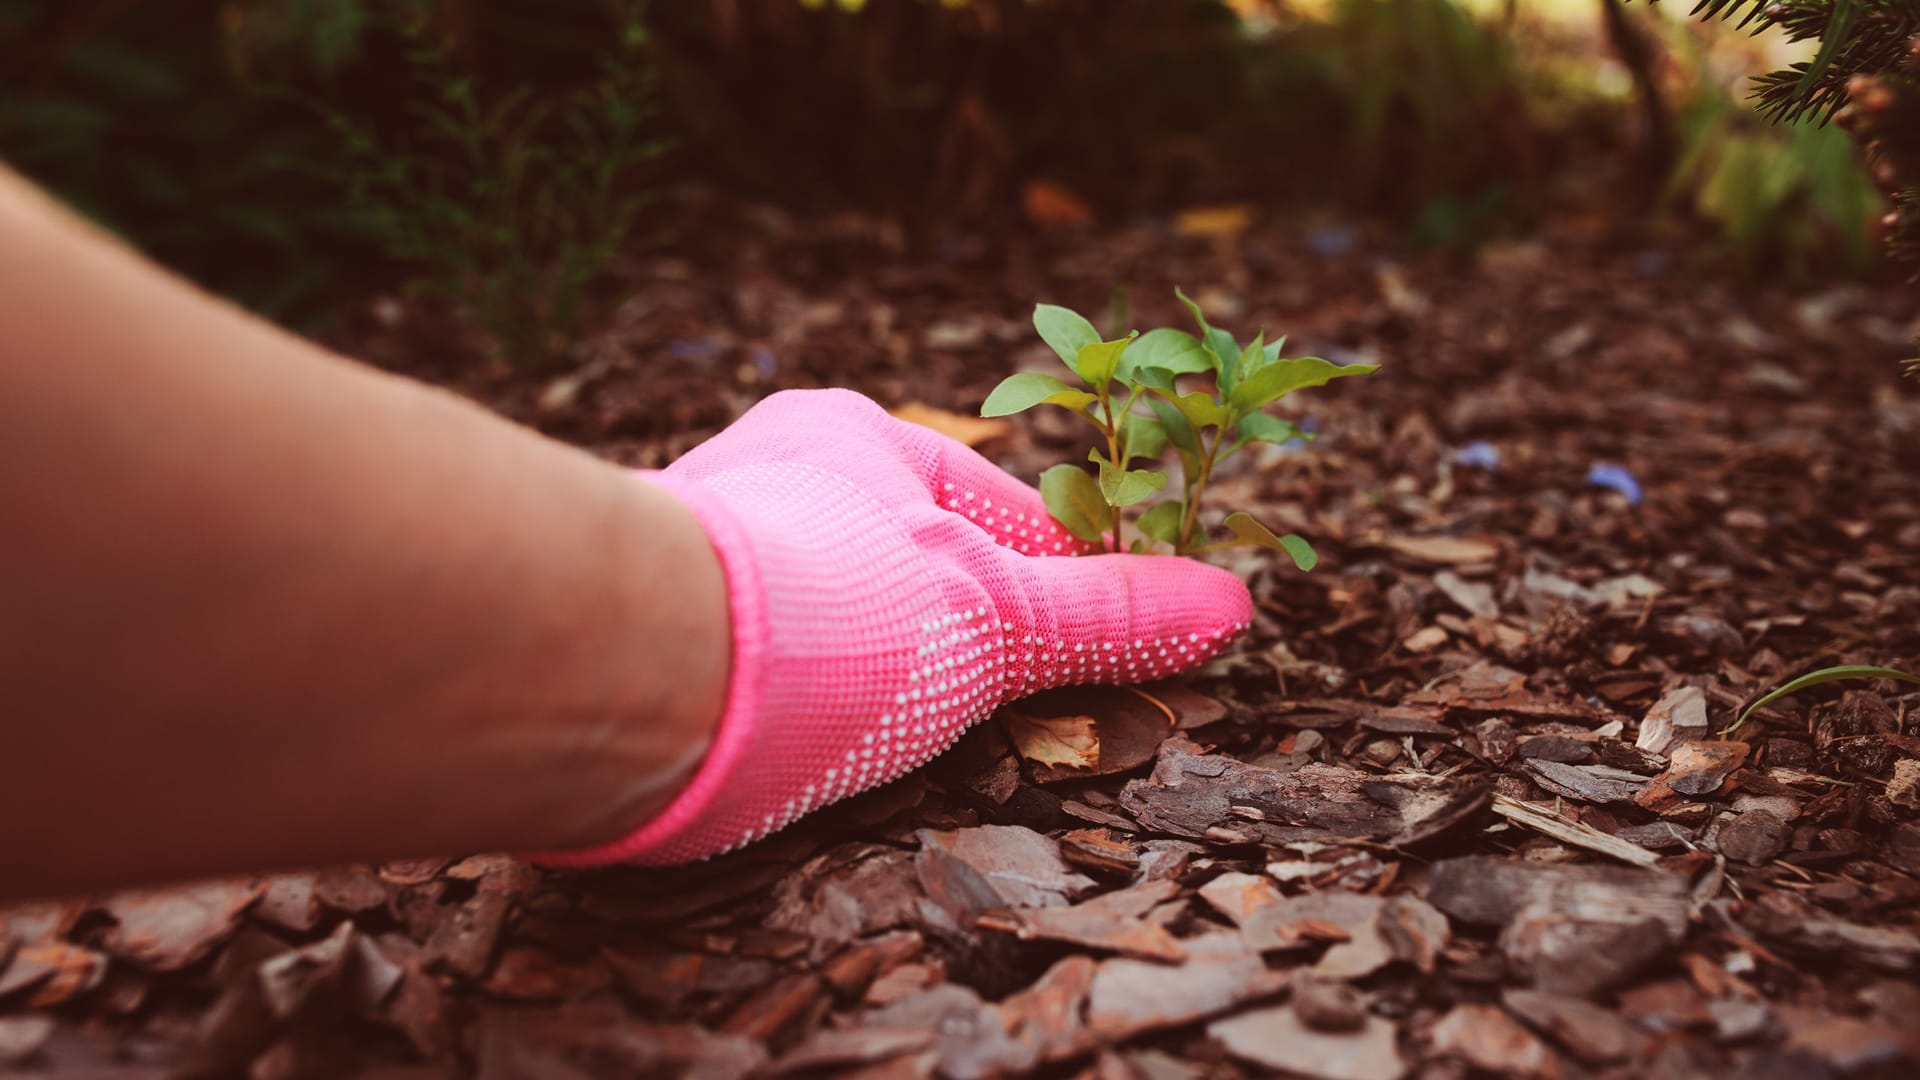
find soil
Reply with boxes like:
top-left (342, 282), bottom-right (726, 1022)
top-left (3, 204), bottom-right (1919, 1079)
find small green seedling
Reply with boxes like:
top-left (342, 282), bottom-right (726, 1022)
top-left (982, 289), bottom-right (1376, 567)
top-left (1724, 664), bottom-right (1920, 736)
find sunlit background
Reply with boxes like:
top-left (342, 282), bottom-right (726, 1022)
top-left (0, 0), bottom-right (1896, 364)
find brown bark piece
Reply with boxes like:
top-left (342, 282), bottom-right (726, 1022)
top-left (0, 1015), bottom-right (54, 1067)
top-left (720, 972), bottom-right (828, 1045)
top-left (1119, 738), bottom-right (1403, 840)
top-left (1525, 760), bottom-right (1647, 804)
top-left (1713, 809), bottom-right (1790, 865)
top-left (776, 1027), bottom-right (936, 1074)
top-left (1292, 975), bottom-right (1369, 1032)
top-left (7, 942), bottom-right (107, 1007)
top-left (1502, 988), bottom-right (1646, 1065)
top-left (1635, 741), bottom-right (1749, 810)
top-left (1240, 890), bottom-right (1383, 953)
top-left (254, 874), bottom-right (324, 933)
top-left (1196, 871), bottom-right (1282, 926)
top-left (1086, 933), bottom-right (1287, 1040)
top-left (1001, 954), bottom-right (1100, 1063)
top-left (475, 1004), bottom-right (766, 1080)
top-left (1210, 1004), bottom-right (1405, 1080)
top-left (422, 888), bottom-right (512, 980)
top-left (1427, 857), bottom-right (1689, 939)
top-left (1431, 1004), bottom-right (1561, 1078)
top-left (99, 878), bottom-right (264, 971)
top-left (914, 825), bottom-right (1094, 909)
top-left (988, 879), bottom-right (1185, 961)
top-left (863, 983), bottom-right (1037, 1080)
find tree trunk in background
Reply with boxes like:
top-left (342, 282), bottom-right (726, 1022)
top-left (1599, 0), bottom-right (1673, 199)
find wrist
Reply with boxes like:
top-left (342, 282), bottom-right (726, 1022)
top-left (529, 470), bottom-right (753, 863)
top-left (526, 469), bottom-right (733, 854)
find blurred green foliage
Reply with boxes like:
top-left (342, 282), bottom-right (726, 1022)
top-left (0, 0), bottom-right (364, 317)
top-left (291, 1), bottom-right (670, 361)
top-left (0, 0), bottom-right (1890, 364)
top-left (1, 0), bottom-right (669, 360)
top-left (1657, 0), bottom-right (1918, 277)
top-left (1303, 0), bottom-right (1534, 210)
top-left (643, 0), bottom-right (1537, 222)
top-left (1666, 90), bottom-right (1880, 275)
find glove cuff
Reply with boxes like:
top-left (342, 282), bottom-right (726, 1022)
top-left (527, 470), bottom-right (767, 867)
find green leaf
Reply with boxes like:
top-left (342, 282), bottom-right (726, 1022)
top-left (980, 372), bottom-right (1098, 418)
top-left (1234, 335), bottom-right (1267, 391)
top-left (1147, 397), bottom-right (1200, 472)
top-left (1221, 512), bottom-right (1318, 570)
top-left (1131, 366), bottom-right (1180, 394)
top-left (1074, 334), bottom-right (1136, 389)
top-left (1238, 334), bottom-right (1289, 383)
top-left (1134, 369), bottom-right (1224, 432)
top-left (1167, 391), bottom-right (1229, 431)
top-left (1120, 412), bottom-right (1168, 463)
top-left (1135, 500), bottom-right (1184, 546)
top-left (1174, 287), bottom-right (1242, 386)
top-left (1727, 665), bottom-right (1920, 736)
top-left (1040, 464), bottom-right (1112, 543)
top-left (1090, 450), bottom-right (1167, 507)
top-left (1228, 357), bottom-right (1377, 415)
top-left (1791, 0), bottom-right (1855, 105)
top-left (1034, 304), bottom-right (1100, 370)
top-left (1118, 328), bottom-right (1212, 381)
top-left (1235, 412), bottom-right (1305, 446)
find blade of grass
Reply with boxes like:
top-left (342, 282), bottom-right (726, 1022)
top-left (1724, 665), bottom-right (1920, 736)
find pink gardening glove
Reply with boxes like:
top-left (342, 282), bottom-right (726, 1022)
top-left (543, 389), bottom-right (1252, 866)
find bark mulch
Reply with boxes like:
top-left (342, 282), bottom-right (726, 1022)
top-left (5, 209), bottom-right (1919, 1078)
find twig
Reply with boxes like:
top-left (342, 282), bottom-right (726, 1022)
top-left (1490, 793), bottom-right (1662, 868)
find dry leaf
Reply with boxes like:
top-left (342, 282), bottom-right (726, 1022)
top-left (1174, 204), bottom-right (1255, 238)
top-left (1021, 179), bottom-right (1095, 228)
top-left (1005, 713), bottom-right (1100, 771)
top-left (1382, 535), bottom-right (1501, 566)
top-left (890, 402), bottom-right (1011, 448)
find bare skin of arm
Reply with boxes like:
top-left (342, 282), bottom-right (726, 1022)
top-left (0, 164), bottom-right (729, 901)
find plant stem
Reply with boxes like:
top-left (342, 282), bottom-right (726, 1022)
top-left (1101, 400), bottom-right (1124, 553)
top-left (1176, 429), bottom-right (1220, 554)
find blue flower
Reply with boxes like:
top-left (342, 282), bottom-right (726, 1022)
top-left (1586, 462), bottom-right (1642, 505)
top-left (1454, 441), bottom-right (1500, 470)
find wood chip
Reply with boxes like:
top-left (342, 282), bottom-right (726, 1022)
top-left (100, 878), bottom-right (264, 971)
top-left (1210, 1005), bottom-right (1404, 1080)
top-left (1382, 535), bottom-right (1500, 566)
top-left (1431, 1004), bottom-right (1560, 1078)
top-left (1635, 741), bottom-right (1749, 810)
top-left (1636, 686), bottom-right (1709, 756)
top-left (0, 1015), bottom-right (55, 1067)
top-left (864, 984), bottom-right (1035, 1079)
top-left (1240, 891), bottom-right (1382, 953)
top-left (1120, 738), bottom-right (1410, 841)
top-left (1525, 760), bottom-right (1647, 804)
top-left (1502, 988), bottom-right (1646, 1065)
top-left (422, 889), bottom-right (512, 980)
top-left (1490, 794), bottom-right (1662, 867)
top-left (1196, 872), bottom-right (1282, 926)
top-left (1711, 809), bottom-right (1790, 865)
top-left (1086, 934), bottom-right (1287, 1040)
top-left (914, 825), bottom-right (1094, 909)
top-left (1428, 857), bottom-right (1690, 940)
top-left (999, 954), bottom-right (1099, 1063)
top-left (985, 880), bottom-right (1185, 961)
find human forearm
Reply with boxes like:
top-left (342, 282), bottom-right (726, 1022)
top-left (0, 166), bottom-right (727, 897)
